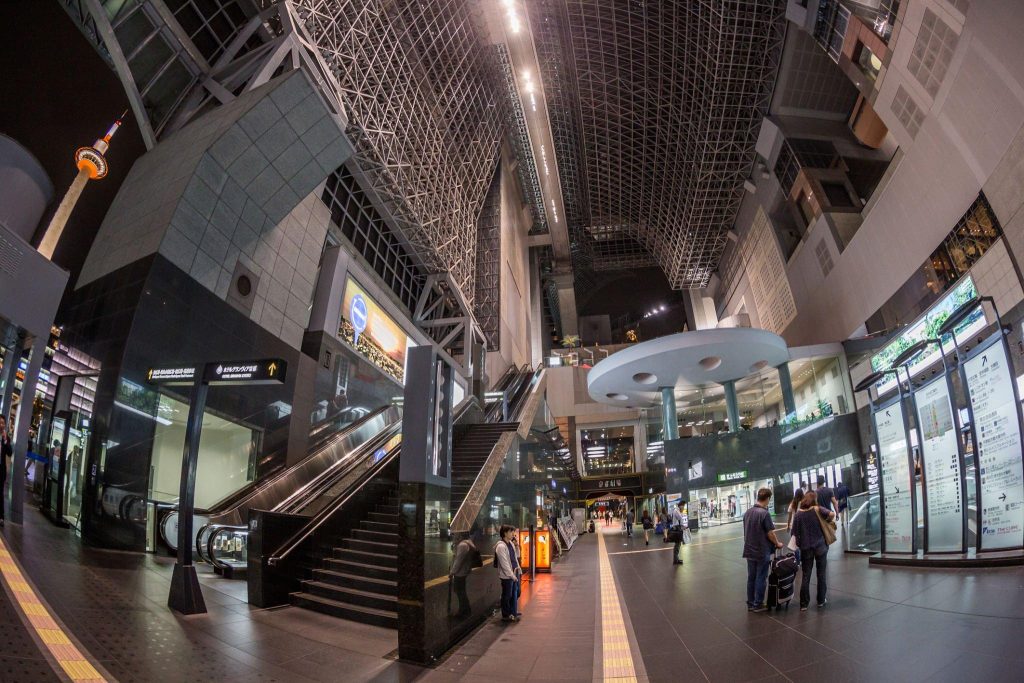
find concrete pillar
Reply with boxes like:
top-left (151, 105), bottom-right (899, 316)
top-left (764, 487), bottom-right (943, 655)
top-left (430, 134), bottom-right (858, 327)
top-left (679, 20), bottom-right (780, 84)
top-left (307, 245), bottom-right (349, 333)
top-left (724, 380), bottom-right (740, 433)
top-left (660, 387), bottom-right (679, 441)
top-left (10, 338), bottom-right (45, 524)
top-left (529, 250), bottom-right (544, 367)
top-left (552, 272), bottom-right (578, 337)
top-left (0, 342), bottom-right (20, 420)
top-left (777, 362), bottom-right (797, 417)
top-left (683, 289), bottom-right (719, 331)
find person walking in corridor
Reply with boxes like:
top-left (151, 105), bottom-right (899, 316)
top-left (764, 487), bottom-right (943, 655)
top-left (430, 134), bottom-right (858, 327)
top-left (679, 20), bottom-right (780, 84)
top-left (669, 502), bottom-right (687, 565)
top-left (791, 490), bottom-right (836, 610)
top-left (815, 474), bottom-right (838, 513)
top-left (835, 480), bottom-right (850, 524)
top-left (495, 525), bottom-right (522, 621)
top-left (625, 508), bottom-right (634, 537)
top-left (743, 488), bottom-right (783, 612)
top-left (786, 487), bottom-right (805, 563)
top-left (0, 416), bottom-right (11, 527)
top-left (660, 507), bottom-right (671, 542)
top-left (641, 508), bottom-right (653, 545)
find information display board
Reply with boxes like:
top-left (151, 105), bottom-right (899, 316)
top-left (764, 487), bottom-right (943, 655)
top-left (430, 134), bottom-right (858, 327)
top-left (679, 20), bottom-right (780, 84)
top-left (962, 338), bottom-right (1024, 551)
top-left (914, 377), bottom-right (964, 552)
top-left (874, 401), bottom-right (914, 552)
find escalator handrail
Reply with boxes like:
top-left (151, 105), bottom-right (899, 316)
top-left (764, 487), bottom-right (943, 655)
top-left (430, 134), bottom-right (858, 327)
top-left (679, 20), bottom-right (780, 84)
top-left (265, 398), bottom-right (474, 566)
top-left (273, 420), bottom-right (403, 515)
top-left (204, 524), bottom-right (248, 572)
top-left (484, 365), bottom-right (533, 422)
top-left (267, 443), bottom-right (402, 567)
top-left (197, 405), bottom-right (398, 515)
top-left (508, 367), bottom-right (543, 423)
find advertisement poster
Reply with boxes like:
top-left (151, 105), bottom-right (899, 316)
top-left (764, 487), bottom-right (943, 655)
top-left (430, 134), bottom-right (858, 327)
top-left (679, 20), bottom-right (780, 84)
top-left (963, 341), bottom-right (1024, 551)
top-left (874, 403), bottom-right (914, 552)
top-left (914, 377), bottom-right (963, 552)
top-left (340, 277), bottom-right (413, 383)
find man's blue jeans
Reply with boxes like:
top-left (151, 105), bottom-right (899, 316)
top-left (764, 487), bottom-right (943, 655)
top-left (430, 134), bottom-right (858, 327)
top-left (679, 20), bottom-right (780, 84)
top-left (746, 552), bottom-right (772, 608)
top-left (500, 578), bottom-right (519, 617)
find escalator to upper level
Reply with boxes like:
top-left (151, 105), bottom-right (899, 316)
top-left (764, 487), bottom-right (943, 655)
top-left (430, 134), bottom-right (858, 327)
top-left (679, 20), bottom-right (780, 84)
top-left (257, 366), bottom-right (543, 628)
top-left (158, 405), bottom-right (401, 574)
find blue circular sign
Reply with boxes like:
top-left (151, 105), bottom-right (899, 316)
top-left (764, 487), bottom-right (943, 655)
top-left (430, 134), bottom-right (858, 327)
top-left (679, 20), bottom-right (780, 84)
top-left (350, 294), bottom-right (368, 341)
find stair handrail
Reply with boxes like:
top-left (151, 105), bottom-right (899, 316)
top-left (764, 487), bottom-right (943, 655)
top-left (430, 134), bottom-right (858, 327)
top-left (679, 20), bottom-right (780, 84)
top-left (449, 368), bottom-right (546, 533)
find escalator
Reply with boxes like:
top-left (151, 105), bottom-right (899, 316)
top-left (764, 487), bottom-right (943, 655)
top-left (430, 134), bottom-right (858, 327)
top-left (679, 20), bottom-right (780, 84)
top-left (258, 367), bottom-right (542, 627)
top-left (159, 405), bottom-right (401, 576)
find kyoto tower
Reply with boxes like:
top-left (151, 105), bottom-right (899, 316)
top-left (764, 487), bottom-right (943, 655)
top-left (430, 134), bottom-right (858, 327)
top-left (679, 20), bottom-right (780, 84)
top-left (37, 113), bottom-right (125, 260)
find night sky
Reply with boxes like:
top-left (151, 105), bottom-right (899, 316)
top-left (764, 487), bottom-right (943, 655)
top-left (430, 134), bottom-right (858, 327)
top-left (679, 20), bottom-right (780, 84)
top-left (1, 0), bottom-right (147, 286)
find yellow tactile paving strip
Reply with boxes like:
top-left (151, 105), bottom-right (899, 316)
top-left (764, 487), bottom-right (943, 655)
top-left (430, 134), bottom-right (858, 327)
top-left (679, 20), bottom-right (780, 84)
top-left (0, 535), bottom-right (109, 682)
top-left (597, 530), bottom-right (638, 682)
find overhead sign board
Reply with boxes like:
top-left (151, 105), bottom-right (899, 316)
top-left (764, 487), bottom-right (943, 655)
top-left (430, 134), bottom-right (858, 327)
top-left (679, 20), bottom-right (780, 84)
top-left (148, 359), bottom-right (286, 387)
top-left (146, 366), bottom-right (198, 385)
top-left (717, 470), bottom-right (748, 483)
top-left (203, 359), bottom-right (286, 385)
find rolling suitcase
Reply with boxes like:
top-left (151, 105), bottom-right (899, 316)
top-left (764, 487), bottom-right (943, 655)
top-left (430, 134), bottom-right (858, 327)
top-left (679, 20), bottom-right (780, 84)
top-left (767, 549), bottom-right (798, 611)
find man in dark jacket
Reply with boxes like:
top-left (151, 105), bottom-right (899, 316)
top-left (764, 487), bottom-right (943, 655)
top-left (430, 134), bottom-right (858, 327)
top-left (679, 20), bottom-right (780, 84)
top-left (742, 488), bottom-right (783, 612)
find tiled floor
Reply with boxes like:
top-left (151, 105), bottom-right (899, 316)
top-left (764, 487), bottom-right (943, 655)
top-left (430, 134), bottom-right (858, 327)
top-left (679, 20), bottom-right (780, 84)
top-left (4, 511), bottom-right (1024, 682)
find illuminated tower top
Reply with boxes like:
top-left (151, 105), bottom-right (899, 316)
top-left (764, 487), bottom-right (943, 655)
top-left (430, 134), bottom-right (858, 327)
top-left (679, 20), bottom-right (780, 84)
top-left (38, 113), bottom-right (125, 260)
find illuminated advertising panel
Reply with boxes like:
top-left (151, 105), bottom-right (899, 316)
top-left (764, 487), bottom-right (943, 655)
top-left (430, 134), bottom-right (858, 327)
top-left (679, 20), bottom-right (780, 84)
top-left (340, 277), bottom-right (414, 383)
top-left (518, 528), bottom-right (551, 572)
top-left (871, 277), bottom-right (985, 395)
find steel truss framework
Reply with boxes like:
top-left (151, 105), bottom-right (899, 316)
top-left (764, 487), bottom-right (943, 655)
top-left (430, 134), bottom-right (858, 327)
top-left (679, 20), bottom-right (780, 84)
top-left (530, 0), bottom-right (786, 291)
top-left (62, 0), bottom-right (497, 373)
top-left (294, 0), bottom-right (504, 305)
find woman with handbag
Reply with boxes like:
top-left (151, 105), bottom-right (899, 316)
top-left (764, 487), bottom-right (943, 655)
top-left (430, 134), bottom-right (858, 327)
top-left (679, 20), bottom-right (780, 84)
top-left (790, 490), bottom-right (837, 611)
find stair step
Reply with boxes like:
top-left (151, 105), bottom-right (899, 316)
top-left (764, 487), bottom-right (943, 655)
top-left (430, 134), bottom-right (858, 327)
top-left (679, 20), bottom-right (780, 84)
top-left (342, 538), bottom-right (398, 555)
top-left (360, 520), bottom-right (398, 533)
top-left (311, 569), bottom-right (398, 594)
top-left (332, 548), bottom-right (398, 568)
top-left (367, 512), bottom-right (397, 524)
top-left (376, 504), bottom-right (399, 514)
top-left (290, 592), bottom-right (397, 629)
top-left (353, 529), bottom-right (398, 543)
top-left (324, 558), bottom-right (398, 580)
top-left (301, 581), bottom-right (398, 611)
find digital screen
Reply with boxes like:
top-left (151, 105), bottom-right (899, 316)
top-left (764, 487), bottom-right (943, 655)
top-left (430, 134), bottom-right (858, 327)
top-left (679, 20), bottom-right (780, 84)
top-left (871, 277), bottom-right (985, 395)
top-left (340, 277), bottom-right (414, 383)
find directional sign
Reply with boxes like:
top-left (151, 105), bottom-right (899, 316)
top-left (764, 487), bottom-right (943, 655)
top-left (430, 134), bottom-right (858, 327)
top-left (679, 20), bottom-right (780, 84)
top-left (148, 360), bottom-right (286, 387)
top-left (203, 359), bottom-right (287, 385)
top-left (350, 294), bottom-right (368, 345)
top-left (146, 366), bottom-right (198, 385)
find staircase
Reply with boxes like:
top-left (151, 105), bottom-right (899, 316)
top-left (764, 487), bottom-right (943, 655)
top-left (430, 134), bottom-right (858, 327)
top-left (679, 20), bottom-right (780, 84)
top-left (289, 488), bottom-right (399, 628)
top-left (450, 423), bottom-right (519, 514)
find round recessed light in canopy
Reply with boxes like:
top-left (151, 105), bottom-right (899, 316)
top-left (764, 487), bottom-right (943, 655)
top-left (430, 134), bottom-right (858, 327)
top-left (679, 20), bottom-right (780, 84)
top-left (632, 372), bottom-right (658, 385)
top-left (699, 356), bottom-right (722, 371)
top-left (606, 393), bottom-right (628, 401)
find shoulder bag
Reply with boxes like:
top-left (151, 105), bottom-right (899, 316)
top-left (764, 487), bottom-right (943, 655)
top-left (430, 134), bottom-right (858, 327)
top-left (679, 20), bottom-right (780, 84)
top-left (815, 507), bottom-right (837, 546)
